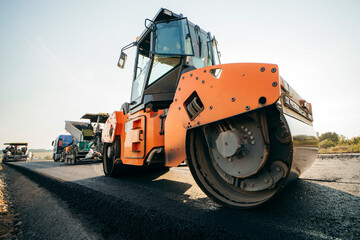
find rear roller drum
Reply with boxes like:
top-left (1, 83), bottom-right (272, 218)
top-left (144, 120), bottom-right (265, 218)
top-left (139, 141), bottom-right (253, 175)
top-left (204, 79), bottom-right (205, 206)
top-left (103, 139), bottom-right (122, 177)
top-left (187, 111), bottom-right (291, 208)
top-left (103, 138), bottom-right (141, 177)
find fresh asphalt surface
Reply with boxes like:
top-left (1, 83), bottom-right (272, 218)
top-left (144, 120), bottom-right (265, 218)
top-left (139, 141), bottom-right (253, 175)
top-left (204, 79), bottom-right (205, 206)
top-left (3, 156), bottom-right (360, 239)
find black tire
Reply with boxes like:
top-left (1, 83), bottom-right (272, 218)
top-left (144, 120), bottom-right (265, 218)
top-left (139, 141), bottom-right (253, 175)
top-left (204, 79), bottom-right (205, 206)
top-left (187, 127), bottom-right (279, 209)
top-left (53, 153), bottom-right (60, 162)
top-left (103, 139), bottom-right (122, 177)
top-left (103, 138), bottom-right (143, 177)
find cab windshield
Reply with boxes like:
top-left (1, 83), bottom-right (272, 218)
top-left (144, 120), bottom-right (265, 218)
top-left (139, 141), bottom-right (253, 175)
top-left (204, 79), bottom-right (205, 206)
top-left (154, 18), bottom-right (194, 56)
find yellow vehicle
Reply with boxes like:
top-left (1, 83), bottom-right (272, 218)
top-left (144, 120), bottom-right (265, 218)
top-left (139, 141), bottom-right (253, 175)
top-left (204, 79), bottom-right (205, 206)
top-left (102, 8), bottom-right (319, 208)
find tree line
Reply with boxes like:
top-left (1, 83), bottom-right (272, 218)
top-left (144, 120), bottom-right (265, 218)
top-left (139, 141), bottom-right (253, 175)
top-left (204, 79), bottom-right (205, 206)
top-left (318, 132), bottom-right (360, 153)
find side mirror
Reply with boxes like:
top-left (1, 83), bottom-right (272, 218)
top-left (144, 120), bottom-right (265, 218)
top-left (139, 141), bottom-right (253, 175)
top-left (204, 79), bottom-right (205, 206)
top-left (51, 140), bottom-right (54, 147)
top-left (117, 52), bottom-right (127, 69)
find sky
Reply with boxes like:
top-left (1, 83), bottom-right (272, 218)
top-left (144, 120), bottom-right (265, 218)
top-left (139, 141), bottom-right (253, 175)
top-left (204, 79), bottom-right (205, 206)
top-left (0, 0), bottom-right (359, 149)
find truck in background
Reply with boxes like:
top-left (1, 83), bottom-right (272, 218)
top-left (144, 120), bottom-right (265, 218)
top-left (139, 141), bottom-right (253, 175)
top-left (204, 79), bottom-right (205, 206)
top-left (51, 135), bottom-right (76, 162)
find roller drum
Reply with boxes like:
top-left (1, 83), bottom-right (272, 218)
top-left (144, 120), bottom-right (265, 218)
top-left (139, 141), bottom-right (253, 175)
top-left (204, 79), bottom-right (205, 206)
top-left (187, 106), bottom-right (318, 208)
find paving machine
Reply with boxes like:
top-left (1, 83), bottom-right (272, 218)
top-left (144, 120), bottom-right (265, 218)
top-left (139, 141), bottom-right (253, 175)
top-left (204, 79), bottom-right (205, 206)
top-left (64, 113), bottom-right (108, 164)
top-left (102, 8), bottom-right (319, 208)
top-left (2, 143), bottom-right (30, 162)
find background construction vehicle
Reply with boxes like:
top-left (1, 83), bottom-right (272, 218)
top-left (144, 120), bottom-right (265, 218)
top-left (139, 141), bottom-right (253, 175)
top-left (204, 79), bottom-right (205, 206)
top-left (64, 113), bottom-right (108, 165)
top-left (2, 143), bottom-right (30, 162)
top-left (102, 8), bottom-right (319, 208)
top-left (51, 134), bottom-right (74, 162)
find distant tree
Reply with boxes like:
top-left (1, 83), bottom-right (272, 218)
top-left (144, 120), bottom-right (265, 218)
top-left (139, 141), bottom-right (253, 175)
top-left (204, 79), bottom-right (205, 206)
top-left (319, 132), bottom-right (339, 144)
top-left (319, 139), bottom-right (336, 148)
top-left (338, 135), bottom-right (351, 145)
top-left (318, 132), bottom-right (360, 152)
top-left (351, 136), bottom-right (360, 145)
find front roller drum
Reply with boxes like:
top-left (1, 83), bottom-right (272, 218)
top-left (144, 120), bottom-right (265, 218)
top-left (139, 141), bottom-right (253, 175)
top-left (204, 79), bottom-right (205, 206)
top-left (187, 109), bottom-right (292, 208)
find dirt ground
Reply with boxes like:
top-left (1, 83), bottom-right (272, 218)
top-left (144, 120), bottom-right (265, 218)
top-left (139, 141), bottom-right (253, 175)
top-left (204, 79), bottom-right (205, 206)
top-left (0, 165), bottom-right (21, 239)
top-left (301, 154), bottom-right (360, 196)
top-left (30, 151), bottom-right (53, 160)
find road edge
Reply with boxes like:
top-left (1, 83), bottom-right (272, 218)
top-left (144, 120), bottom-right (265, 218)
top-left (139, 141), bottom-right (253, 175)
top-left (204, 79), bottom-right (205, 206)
top-left (5, 163), bottom-right (238, 239)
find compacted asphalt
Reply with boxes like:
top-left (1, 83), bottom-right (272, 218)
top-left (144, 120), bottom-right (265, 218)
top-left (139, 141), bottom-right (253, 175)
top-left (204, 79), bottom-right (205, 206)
top-left (2, 155), bottom-right (360, 239)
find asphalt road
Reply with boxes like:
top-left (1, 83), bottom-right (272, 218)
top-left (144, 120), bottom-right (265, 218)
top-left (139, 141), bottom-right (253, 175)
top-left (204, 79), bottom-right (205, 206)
top-left (3, 156), bottom-right (360, 239)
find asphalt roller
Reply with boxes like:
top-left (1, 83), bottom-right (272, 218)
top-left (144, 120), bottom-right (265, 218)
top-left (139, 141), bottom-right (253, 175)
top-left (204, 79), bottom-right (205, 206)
top-left (102, 8), bottom-right (319, 208)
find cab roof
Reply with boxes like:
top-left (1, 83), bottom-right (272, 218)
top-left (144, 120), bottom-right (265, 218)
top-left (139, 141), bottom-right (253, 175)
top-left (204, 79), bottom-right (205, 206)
top-left (4, 143), bottom-right (28, 146)
top-left (137, 8), bottom-right (184, 42)
top-left (81, 113), bottom-right (109, 123)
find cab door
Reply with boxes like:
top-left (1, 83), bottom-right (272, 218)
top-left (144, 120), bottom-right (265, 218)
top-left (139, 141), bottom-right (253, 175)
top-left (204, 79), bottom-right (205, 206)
top-left (123, 116), bottom-right (146, 159)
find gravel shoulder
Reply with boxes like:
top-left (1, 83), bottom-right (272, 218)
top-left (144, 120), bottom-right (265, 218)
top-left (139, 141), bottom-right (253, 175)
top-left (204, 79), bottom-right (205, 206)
top-left (2, 164), bottom-right (102, 240)
top-left (0, 164), bottom-right (21, 239)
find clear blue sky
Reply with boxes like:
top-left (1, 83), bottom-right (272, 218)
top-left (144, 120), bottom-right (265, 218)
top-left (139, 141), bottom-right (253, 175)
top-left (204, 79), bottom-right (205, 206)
top-left (1, 0), bottom-right (359, 148)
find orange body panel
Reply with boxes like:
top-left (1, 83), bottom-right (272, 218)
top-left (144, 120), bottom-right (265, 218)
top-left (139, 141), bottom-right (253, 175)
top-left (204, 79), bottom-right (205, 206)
top-left (124, 116), bottom-right (146, 158)
top-left (103, 63), bottom-right (281, 167)
top-left (165, 63), bottom-right (281, 167)
top-left (102, 109), bottom-right (165, 166)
